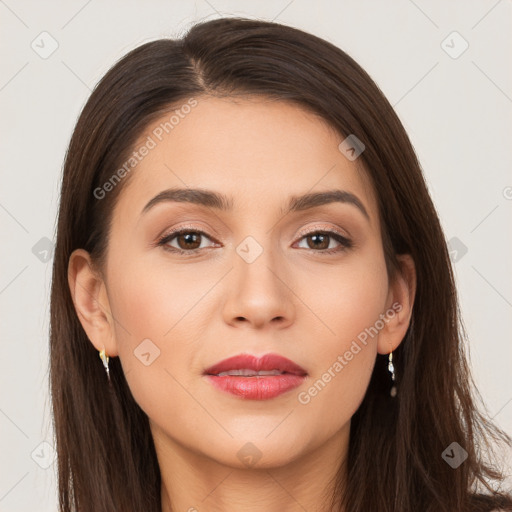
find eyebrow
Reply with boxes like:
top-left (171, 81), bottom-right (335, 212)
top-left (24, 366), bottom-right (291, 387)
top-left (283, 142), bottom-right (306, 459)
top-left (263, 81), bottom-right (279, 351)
top-left (141, 187), bottom-right (370, 220)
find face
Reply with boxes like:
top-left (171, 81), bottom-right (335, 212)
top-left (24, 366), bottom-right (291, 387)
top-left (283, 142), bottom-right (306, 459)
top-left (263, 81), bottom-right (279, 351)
top-left (72, 96), bottom-right (413, 469)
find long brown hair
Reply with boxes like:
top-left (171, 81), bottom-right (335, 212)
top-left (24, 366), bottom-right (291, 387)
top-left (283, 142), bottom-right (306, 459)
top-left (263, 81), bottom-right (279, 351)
top-left (50, 16), bottom-right (512, 511)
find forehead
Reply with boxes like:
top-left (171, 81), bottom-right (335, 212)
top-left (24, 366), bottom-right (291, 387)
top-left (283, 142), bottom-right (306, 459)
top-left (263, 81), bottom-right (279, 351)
top-left (114, 96), bottom-right (378, 224)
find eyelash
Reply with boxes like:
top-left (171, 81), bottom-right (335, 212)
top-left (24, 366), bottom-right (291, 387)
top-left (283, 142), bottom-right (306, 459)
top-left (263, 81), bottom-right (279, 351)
top-left (156, 225), bottom-right (353, 256)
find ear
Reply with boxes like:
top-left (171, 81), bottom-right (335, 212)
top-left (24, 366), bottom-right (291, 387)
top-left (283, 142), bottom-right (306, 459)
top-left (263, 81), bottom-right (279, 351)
top-left (67, 248), bottom-right (119, 357)
top-left (377, 253), bottom-right (416, 355)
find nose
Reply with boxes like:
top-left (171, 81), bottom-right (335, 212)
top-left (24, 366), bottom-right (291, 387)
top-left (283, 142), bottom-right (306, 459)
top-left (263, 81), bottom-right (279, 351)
top-left (222, 243), bottom-right (295, 330)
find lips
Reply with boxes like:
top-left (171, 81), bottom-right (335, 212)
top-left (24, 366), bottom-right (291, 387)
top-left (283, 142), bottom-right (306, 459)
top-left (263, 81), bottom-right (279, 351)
top-left (204, 353), bottom-right (307, 377)
top-left (204, 353), bottom-right (307, 400)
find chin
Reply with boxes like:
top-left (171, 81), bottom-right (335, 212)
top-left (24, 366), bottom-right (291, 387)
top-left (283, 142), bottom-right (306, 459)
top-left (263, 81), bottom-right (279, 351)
top-left (202, 434), bottom-right (308, 470)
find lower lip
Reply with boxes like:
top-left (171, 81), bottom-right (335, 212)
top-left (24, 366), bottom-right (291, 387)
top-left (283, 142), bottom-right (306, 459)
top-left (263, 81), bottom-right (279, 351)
top-left (205, 374), bottom-right (306, 400)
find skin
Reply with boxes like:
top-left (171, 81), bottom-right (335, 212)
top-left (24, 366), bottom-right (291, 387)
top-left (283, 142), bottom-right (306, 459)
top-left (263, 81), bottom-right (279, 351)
top-left (68, 96), bottom-right (416, 512)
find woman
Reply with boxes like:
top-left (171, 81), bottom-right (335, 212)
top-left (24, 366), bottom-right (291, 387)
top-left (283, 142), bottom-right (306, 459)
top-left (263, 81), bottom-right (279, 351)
top-left (50, 16), bottom-right (512, 512)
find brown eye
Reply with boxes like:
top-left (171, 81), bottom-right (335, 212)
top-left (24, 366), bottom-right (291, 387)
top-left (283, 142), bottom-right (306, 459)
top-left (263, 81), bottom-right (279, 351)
top-left (305, 233), bottom-right (330, 250)
top-left (295, 230), bottom-right (353, 254)
top-left (157, 228), bottom-right (217, 254)
top-left (175, 231), bottom-right (202, 250)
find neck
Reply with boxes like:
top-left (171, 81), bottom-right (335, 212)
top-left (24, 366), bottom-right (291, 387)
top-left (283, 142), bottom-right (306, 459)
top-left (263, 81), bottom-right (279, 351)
top-left (154, 423), bottom-right (349, 512)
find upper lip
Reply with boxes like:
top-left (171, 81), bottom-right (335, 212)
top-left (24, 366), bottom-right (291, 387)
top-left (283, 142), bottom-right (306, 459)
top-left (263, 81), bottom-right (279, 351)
top-left (204, 353), bottom-right (307, 376)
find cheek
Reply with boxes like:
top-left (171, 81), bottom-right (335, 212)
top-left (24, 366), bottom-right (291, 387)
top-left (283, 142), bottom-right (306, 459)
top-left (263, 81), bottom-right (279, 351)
top-left (293, 249), bottom-right (387, 427)
top-left (108, 254), bottom-right (211, 347)
top-left (106, 254), bottom-right (216, 413)
top-left (303, 247), bottom-right (389, 349)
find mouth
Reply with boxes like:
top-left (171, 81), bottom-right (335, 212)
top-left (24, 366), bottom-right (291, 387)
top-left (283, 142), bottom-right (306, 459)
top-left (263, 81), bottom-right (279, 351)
top-left (203, 353), bottom-right (308, 400)
top-left (214, 369), bottom-right (294, 377)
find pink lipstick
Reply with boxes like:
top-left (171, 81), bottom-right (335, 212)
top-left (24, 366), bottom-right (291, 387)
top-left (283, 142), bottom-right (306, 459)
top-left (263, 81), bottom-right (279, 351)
top-left (204, 353), bottom-right (307, 400)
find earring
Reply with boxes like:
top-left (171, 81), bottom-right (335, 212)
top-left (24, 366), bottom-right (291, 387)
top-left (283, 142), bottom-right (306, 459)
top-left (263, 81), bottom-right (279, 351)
top-left (388, 351), bottom-right (397, 398)
top-left (99, 349), bottom-right (111, 381)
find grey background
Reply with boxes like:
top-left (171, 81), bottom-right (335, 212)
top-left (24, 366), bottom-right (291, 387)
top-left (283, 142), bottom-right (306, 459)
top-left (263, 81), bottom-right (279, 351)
top-left (1, 0), bottom-right (511, 510)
